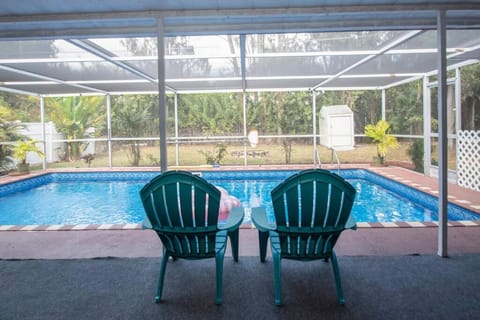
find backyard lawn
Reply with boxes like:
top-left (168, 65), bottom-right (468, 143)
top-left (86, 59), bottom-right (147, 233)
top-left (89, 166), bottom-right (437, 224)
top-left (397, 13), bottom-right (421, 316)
top-left (44, 142), bottom-right (418, 169)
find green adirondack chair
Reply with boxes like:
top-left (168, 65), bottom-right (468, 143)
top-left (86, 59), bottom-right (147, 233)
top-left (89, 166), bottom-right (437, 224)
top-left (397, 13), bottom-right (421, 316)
top-left (251, 169), bottom-right (357, 306)
top-left (140, 170), bottom-right (244, 305)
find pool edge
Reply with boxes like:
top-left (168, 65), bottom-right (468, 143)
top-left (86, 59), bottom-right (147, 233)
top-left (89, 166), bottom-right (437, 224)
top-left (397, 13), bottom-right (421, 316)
top-left (1, 220), bottom-right (480, 232)
top-left (2, 165), bottom-right (480, 230)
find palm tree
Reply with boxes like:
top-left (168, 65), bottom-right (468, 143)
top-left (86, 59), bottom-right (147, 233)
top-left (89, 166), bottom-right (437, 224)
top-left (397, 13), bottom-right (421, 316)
top-left (364, 120), bottom-right (399, 165)
top-left (47, 96), bottom-right (105, 161)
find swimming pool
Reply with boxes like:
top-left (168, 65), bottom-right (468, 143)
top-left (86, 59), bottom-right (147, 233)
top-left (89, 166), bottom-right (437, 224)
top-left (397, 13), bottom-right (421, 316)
top-left (0, 169), bottom-right (478, 226)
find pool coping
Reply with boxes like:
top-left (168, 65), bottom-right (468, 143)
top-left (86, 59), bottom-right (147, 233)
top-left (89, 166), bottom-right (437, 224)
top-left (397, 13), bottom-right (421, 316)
top-left (1, 165), bottom-right (479, 231)
top-left (0, 220), bottom-right (480, 232)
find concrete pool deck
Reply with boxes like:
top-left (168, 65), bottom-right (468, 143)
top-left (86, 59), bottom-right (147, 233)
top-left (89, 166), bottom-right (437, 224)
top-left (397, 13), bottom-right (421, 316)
top-left (1, 227), bottom-right (480, 259)
top-left (1, 165), bottom-right (479, 259)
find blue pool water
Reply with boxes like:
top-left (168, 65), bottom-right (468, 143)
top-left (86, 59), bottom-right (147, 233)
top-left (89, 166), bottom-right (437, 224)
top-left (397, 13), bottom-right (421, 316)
top-left (0, 170), bottom-right (478, 225)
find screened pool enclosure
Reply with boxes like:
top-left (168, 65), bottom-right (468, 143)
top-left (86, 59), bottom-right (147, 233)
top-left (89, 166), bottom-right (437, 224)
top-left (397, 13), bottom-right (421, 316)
top-left (1, 0), bottom-right (480, 257)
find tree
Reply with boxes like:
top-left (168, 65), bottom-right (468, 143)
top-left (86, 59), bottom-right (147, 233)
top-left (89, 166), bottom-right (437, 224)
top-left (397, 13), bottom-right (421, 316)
top-left (47, 96), bottom-right (105, 161)
top-left (385, 80), bottom-right (423, 135)
top-left (0, 105), bottom-right (25, 170)
top-left (0, 104), bottom-right (21, 140)
top-left (461, 63), bottom-right (480, 130)
top-left (247, 91), bottom-right (311, 137)
top-left (351, 91), bottom-right (382, 134)
top-left (0, 93), bottom-right (40, 122)
top-left (178, 93), bottom-right (242, 136)
top-left (111, 95), bottom-right (155, 166)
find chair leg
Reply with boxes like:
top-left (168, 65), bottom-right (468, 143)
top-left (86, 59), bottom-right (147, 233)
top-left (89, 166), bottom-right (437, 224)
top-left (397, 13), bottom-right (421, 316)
top-left (228, 229), bottom-right (240, 262)
top-left (258, 231), bottom-right (269, 262)
top-left (330, 250), bottom-right (345, 305)
top-left (272, 249), bottom-right (282, 306)
top-left (155, 253), bottom-right (169, 303)
top-left (215, 253), bottom-right (225, 305)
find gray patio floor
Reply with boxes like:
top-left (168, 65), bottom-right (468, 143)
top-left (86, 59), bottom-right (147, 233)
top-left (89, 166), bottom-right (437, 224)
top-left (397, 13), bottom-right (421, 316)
top-left (1, 246), bottom-right (479, 320)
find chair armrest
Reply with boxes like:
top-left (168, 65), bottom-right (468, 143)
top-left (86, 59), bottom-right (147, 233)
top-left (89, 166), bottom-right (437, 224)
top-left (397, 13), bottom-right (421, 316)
top-left (251, 207), bottom-right (276, 232)
top-left (345, 215), bottom-right (357, 230)
top-left (142, 217), bottom-right (153, 229)
top-left (218, 206), bottom-right (244, 231)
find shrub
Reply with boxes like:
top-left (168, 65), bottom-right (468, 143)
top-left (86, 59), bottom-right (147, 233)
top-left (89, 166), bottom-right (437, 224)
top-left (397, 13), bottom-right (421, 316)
top-left (200, 143), bottom-right (227, 165)
top-left (407, 139), bottom-right (424, 173)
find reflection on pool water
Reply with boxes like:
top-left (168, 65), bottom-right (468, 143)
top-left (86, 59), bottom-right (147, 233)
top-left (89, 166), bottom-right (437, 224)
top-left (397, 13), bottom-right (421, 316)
top-left (214, 179), bottom-right (437, 224)
top-left (0, 169), bottom-right (478, 226)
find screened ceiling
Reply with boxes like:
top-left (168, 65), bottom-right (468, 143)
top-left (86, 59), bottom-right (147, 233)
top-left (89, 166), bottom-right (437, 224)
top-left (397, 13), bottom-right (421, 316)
top-left (0, 2), bottom-right (479, 96)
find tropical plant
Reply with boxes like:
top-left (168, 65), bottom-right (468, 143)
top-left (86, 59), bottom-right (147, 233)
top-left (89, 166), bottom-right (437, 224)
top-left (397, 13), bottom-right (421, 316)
top-left (47, 96), bottom-right (105, 161)
top-left (364, 120), bottom-right (399, 164)
top-left (12, 140), bottom-right (44, 165)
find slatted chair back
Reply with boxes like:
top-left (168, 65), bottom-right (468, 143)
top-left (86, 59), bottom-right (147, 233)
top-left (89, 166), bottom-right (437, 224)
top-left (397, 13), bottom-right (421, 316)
top-left (140, 171), bottom-right (222, 259)
top-left (270, 169), bottom-right (356, 260)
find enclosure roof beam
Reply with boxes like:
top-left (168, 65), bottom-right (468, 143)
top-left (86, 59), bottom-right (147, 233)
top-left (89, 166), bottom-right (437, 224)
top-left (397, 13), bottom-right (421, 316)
top-left (0, 4), bottom-right (479, 95)
top-left (0, 64), bottom-right (108, 94)
top-left (0, 85), bottom-right (39, 96)
top-left (67, 39), bottom-right (177, 93)
top-left (240, 34), bottom-right (247, 91)
top-left (311, 29), bottom-right (424, 91)
top-left (381, 44), bottom-right (480, 90)
top-left (1, 3), bottom-right (480, 30)
top-left (0, 3), bottom-right (479, 40)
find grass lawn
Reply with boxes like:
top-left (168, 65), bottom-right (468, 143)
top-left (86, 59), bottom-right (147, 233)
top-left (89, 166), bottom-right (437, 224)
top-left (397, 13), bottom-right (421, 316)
top-left (44, 141), bottom-right (419, 170)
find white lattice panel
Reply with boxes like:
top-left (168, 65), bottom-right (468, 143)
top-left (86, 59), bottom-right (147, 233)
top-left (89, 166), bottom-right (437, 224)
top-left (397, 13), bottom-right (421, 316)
top-left (457, 130), bottom-right (480, 191)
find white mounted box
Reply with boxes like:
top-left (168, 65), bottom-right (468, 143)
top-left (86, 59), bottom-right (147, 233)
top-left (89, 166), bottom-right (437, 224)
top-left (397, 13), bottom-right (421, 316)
top-left (319, 105), bottom-right (354, 150)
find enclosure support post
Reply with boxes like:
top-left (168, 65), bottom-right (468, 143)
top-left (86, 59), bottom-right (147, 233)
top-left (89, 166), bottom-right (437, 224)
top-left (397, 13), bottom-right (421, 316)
top-left (174, 93), bottom-right (179, 166)
top-left (381, 89), bottom-right (386, 121)
top-left (157, 18), bottom-right (168, 172)
top-left (423, 76), bottom-right (431, 176)
top-left (437, 10), bottom-right (448, 258)
top-left (455, 68), bottom-right (462, 139)
top-left (106, 94), bottom-right (112, 168)
top-left (242, 91), bottom-right (248, 166)
top-left (40, 96), bottom-right (46, 170)
top-left (240, 34), bottom-right (248, 167)
top-left (312, 91), bottom-right (318, 167)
